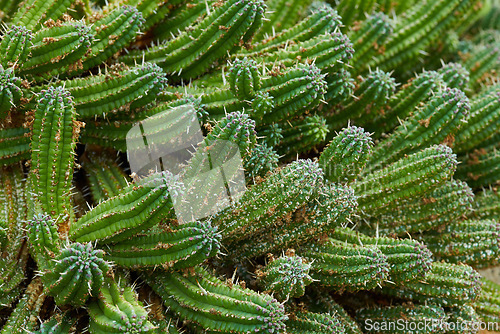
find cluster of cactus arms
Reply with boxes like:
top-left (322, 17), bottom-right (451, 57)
top-left (0, 0), bottom-right (499, 332)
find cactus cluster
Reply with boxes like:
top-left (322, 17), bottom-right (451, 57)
top-left (0, 0), bottom-right (498, 333)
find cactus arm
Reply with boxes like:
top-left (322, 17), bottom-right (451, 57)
top-left (10, 0), bottom-right (74, 31)
top-left (455, 147), bottom-right (500, 188)
top-left (0, 127), bottom-right (30, 166)
top-left (437, 62), bottom-right (470, 89)
top-left (0, 25), bottom-right (33, 69)
top-left (0, 67), bottom-right (23, 121)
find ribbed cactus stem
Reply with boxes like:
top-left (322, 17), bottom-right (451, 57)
top-left (0, 67), bottom-right (23, 120)
top-left (319, 126), bottom-right (373, 184)
top-left (44, 242), bottom-right (110, 307)
top-left (212, 159), bottom-right (323, 245)
top-left (0, 25), bottom-right (32, 68)
top-left (327, 69), bottom-right (396, 130)
top-left (455, 147), bottom-right (500, 188)
top-left (18, 21), bottom-right (93, 80)
top-left (275, 115), bottom-right (329, 160)
top-left (29, 86), bottom-right (79, 233)
top-left (301, 236), bottom-right (389, 292)
top-left (256, 252), bottom-right (314, 301)
top-left (79, 6), bottom-right (145, 74)
top-left (475, 278), bottom-right (500, 325)
top-left (243, 143), bottom-right (279, 179)
top-left (10, 0), bottom-right (73, 30)
top-left (324, 68), bottom-right (355, 105)
top-left (370, 69), bottom-right (443, 135)
top-left (228, 57), bottom-right (260, 100)
top-left (361, 179), bottom-right (474, 236)
top-left (437, 62), bottom-right (470, 89)
top-left (454, 88), bottom-right (500, 154)
top-left (286, 307), bottom-right (346, 334)
top-left (125, 0), bottom-right (266, 78)
top-left (381, 262), bottom-right (482, 306)
top-left (231, 182), bottom-right (357, 260)
top-left (142, 266), bottom-right (288, 333)
top-left (369, 87), bottom-right (470, 169)
top-left (421, 219), bottom-right (500, 268)
top-left (88, 277), bottom-right (155, 333)
top-left (330, 227), bottom-right (433, 283)
top-left (104, 220), bottom-right (221, 270)
top-left (354, 145), bottom-right (458, 217)
top-left (26, 212), bottom-right (60, 270)
top-left (471, 189), bottom-right (500, 221)
top-left (0, 127), bottom-right (29, 167)
top-left (69, 171), bottom-right (177, 244)
top-left (348, 12), bottom-right (393, 69)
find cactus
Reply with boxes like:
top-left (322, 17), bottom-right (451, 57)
top-left (43, 242), bottom-right (110, 307)
top-left (104, 220), bottom-right (221, 270)
top-left (143, 266), bottom-right (288, 333)
top-left (356, 304), bottom-right (447, 334)
top-left (319, 126), bottom-right (373, 184)
top-left (0, 0), bottom-right (498, 331)
top-left (0, 67), bottom-right (23, 120)
top-left (0, 25), bottom-right (32, 68)
top-left (381, 262), bottom-right (482, 306)
top-left (301, 236), bottom-right (390, 292)
top-left (29, 86), bottom-right (79, 232)
top-left (88, 276), bottom-right (155, 333)
top-left (420, 219), bottom-right (500, 268)
top-left (256, 252), bottom-right (314, 301)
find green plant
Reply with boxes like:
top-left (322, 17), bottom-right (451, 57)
top-left (0, 0), bottom-right (498, 332)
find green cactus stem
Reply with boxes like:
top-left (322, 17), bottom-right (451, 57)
top-left (230, 182), bottom-right (357, 260)
top-left (323, 67), bottom-right (355, 105)
top-left (348, 12), bottom-right (393, 70)
top-left (361, 179), bottom-right (475, 236)
top-left (244, 3), bottom-right (340, 54)
top-left (31, 63), bottom-right (169, 119)
top-left (228, 57), bottom-right (260, 100)
top-left (420, 219), bottom-right (500, 268)
top-left (455, 147), bottom-right (500, 188)
top-left (81, 149), bottom-right (129, 203)
top-left (336, 0), bottom-right (376, 27)
top-left (104, 220), bottom-right (221, 270)
top-left (44, 242), bottom-right (110, 307)
top-left (445, 305), bottom-right (481, 334)
top-left (301, 236), bottom-right (389, 292)
top-left (0, 25), bottom-right (33, 68)
top-left (0, 127), bottom-right (30, 166)
top-left (368, 87), bottom-right (470, 169)
top-left (318, 126), bottom-right (373, 184)
top-left (329, 227), bottom-right (433, 283)
top-left (212, 159), bottom-right (323, 245)
top-left (243, 143), bottom-right (279, 179)
top-left (88, 276), bottom-right (155, 333)
top-left (356, 303), bottom-right (447, 334)
top-left (327, 69), bottom-right (396, 130)
top-left (437, 62), bottom-right (470, 89)
top-left (367, 0), bottom-right (473, 73)
top-left (152, 0), bottom-right (212, 42)
top-left (26, 212), bottom-right (60, 270)
top-left (1, 278), bottom-right (46, 334)
top-left (274, 114), bottom-right (329, 160)
top-left (256, 252), bottom-right (314, 301)
top-left (31, 312), bottom-right (75, 334)
top-left (10, 0), bottom-right (73, 31)
top-left (470, 189), bottom-right (499, 221)
top-left (454, 88), bottom-right (500, 154)
top-left (18, 21), bottom-right (93, 80)
top-left (354, 145), bottom-right (458, 217)
top-left (113, 0), bottom-right (176, 32)
top-left (369, 69), bottom-right (443, 136)
top-left (29, 86), bottom-right (79, 232)
top-left (252, 0), bottom-right (311, 41)
top-left (474, 278), bottom-right (500, 325)
top-left (285, 307), bottom-right (346, 334)
top-left (78, 6), bottom-right (145, 75)
top-left (69, 171), bottom-right (177, 244)
top-left (124, 0), bottom-right (266, 79)
top-left (463, 43), bottom-right (500, 89)
top-left (381, 262), bottom-right (482, 306)
top-left (142, 266), bottom-right (288, 333)
top-left (0, 67), bottom-right (23, 120)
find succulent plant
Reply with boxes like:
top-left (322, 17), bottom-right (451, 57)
top-left (0, 0), bottom-right (498, 332)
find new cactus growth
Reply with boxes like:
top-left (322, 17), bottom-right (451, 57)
top-left (0, 0), bottom-right (498, 332)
